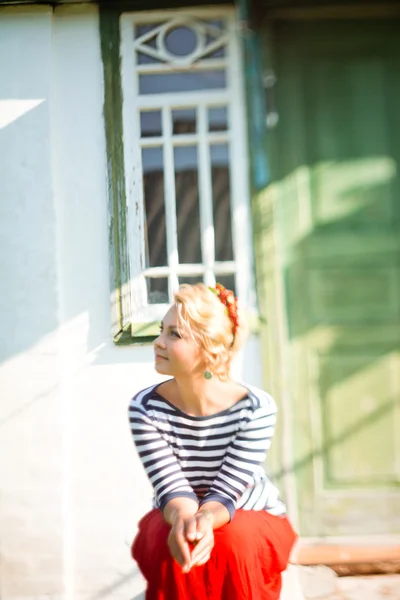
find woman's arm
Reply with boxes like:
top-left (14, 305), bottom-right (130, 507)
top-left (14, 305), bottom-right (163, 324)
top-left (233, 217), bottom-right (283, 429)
top-left (188, 396), bottom-right (277, 569)
top-left (197, 500), bottom-right (230, 529)
top-left (129, 400), bottom-right (199, 509)
top-left (199, 393), bottom-right (277, 520)
top-left (163, 497), bottom-right (230, 530)
top-left (163, 497), bottom-right (198, 524)
top-left (130, 400), bottom-right (203, 571)
top-left (163, 497), bottom-right (199, 572)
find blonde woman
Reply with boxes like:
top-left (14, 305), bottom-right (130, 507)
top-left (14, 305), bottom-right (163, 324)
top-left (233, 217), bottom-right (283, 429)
top-left (129, 283), bottom-right (296, 600)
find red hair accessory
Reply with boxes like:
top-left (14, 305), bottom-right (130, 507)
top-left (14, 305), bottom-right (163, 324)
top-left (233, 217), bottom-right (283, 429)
top-left (209, 283), bottom-right (239, 338)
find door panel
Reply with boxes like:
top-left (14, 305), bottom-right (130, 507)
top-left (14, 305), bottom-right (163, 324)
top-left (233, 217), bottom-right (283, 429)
top-left (272, 20), bottom-right (400, 536)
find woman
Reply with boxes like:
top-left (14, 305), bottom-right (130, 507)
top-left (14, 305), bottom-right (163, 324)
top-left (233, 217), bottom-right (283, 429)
top-left (128, 283), bottom-right (297, 600)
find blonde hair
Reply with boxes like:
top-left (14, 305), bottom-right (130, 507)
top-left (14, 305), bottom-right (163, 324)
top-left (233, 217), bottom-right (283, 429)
top-left (174, 283), bottom-right (246, 381)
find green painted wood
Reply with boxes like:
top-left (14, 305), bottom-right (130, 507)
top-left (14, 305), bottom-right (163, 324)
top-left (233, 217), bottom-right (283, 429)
top-left (238, 0), bottom-right (271, 189)
top-left (100, 8), bottom-right (133, 343)
top-left (258, 19), bottom-right (400, 536)
top-left (250, 27), bottom-right (293, 500)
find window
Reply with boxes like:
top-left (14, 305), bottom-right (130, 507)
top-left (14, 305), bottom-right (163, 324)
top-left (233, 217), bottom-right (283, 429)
top-left (112, 8), bottom-right (255, 341)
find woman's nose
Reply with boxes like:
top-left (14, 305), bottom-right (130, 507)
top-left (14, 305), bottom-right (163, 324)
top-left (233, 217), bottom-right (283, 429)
top-left (154, 333), bottom-right (166, 349)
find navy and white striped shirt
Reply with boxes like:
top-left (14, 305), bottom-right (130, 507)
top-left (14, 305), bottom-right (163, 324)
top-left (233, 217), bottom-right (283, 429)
top-left (128, 382), bottom-right (286, 520)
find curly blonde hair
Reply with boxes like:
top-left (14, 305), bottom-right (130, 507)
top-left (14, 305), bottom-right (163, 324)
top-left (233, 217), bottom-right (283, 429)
top-left (174, 283), bottom-right (246, 381)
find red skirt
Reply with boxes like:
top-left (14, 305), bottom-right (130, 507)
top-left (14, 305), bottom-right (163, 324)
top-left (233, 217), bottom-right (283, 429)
top-left (131, 509), bottom-right (297, 600)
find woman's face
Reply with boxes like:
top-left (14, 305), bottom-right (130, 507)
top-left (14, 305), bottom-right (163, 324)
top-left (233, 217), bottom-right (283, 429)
top-left (153, 305), bottom-right (204, 378)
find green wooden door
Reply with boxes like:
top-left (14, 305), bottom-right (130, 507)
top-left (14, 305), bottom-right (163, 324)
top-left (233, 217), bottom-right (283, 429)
top-left (270, 20), bottom-right (400, 536)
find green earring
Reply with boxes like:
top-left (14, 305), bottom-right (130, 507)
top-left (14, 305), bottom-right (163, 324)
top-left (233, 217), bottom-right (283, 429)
top-left (203, 370), bottom-right (213, 380)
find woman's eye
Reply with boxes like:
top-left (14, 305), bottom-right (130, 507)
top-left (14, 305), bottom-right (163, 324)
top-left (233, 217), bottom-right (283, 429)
top-left (171, 331), bottom-right (181, 338)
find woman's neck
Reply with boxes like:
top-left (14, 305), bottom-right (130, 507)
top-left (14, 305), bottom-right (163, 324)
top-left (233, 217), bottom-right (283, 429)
top-left (170, 377), bottom-right (236, 417)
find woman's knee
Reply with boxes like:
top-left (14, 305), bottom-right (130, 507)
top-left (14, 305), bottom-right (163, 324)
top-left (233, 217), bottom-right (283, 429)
top-left (132, 510), bottom-right (170, 570)
top-left (212, 512), bottom-right (275, 572)
top-left (213, 518), bottom-right (252, 555)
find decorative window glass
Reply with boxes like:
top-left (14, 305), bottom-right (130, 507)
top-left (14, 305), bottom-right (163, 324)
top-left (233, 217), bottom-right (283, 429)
top-left (116, 8), bottom-right (256, 341)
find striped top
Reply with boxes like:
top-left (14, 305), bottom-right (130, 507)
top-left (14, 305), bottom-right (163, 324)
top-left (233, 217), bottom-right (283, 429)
top-left (128, 382), bottom-right (286, 520)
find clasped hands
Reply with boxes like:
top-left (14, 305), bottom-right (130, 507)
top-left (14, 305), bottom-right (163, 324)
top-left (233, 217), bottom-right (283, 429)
top-left (168, 511), bottom-right (214, 573)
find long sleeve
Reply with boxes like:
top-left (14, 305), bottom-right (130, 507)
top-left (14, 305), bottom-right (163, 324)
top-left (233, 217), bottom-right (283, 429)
top-left (129, 400), bottom-right (199, 509)
top-left (199, 397), bottom-right (277, 519)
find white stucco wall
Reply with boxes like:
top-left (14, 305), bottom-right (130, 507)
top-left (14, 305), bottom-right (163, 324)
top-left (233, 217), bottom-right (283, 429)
top-left (0, 5), bottom-right (263, 600)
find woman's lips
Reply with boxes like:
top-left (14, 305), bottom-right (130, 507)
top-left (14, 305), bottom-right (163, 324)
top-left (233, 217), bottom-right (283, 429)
top-left (155, 355), bottom-right (168, 361)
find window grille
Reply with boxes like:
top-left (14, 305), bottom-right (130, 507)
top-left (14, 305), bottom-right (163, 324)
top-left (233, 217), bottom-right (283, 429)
top-left (118, 8), bottom-right (255, 338)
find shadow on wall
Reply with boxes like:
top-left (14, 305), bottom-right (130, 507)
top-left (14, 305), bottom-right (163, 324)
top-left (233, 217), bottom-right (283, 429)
top-left (0, 99), bottom-right (60, 365)
top-left (0, 7), bottom-right (115, 369)
top-left (81, 566), bottom-right (145, 600)
top-left (0, 87), bottom-right (113, 361)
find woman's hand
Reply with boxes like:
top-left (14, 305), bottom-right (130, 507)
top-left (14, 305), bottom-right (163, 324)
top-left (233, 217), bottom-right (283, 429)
top-left (168, 512), bottom-right (214, 572)
top-left (189, 512), bottom-right (214, 568)
top-left (164, 498), bottom-right (199, 572)
top-left (167, 515), bottom-right (193, 573)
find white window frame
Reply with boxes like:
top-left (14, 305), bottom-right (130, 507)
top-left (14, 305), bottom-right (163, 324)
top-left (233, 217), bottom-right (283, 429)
top-left (120, 6), bottom-right (256, 328)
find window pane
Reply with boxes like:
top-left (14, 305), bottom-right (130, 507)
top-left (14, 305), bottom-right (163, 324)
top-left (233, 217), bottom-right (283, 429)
top-left (178, 276), bottom-right (203, 287)
top-left (139, 70), bottom-right (226, 94)
top-left (165, 26), bottom-right (198, 57)
top-left (211, 144), bottom-right (233, 262)
top-left (172, 108), bottom-right (197, 134)
top-left (135, 19), bottom-right (227, 66)
top-left (135, 24), bottom-right (161, 64)
top-left (208, 20), bottom-right (225, 31)
top-left (135, 24), bottom-right (160, 38)
top-left (146, 278), bottom-right (169, 304)
top-left (137, 51), bottom-right (159, 65)
top-left (208, 106), bottom-right (228, 132)
top-left (174, 146), bottom-right (202, 264)
top-left (142, 147), bottom-right (167, 267)
top-left (203, 37), bottom-right (226, 59)
top-left (140, 110), bottom-right (162, 137)
top-left (215, 274), bottom-right (236, 295)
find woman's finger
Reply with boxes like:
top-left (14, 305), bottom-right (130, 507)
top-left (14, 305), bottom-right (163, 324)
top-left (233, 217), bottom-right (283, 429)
top-left (176, 535), bottom-right (192, 570)
top-left (190, 536), bottom-right (213, 564)
top-left (168, 539), bottom-right (184, 566)
top-left (179, 540), bottom-right (192, 571)
top-left (184, 516), bottom-right (198, 543)
top-left (168, 534), bottom-right (184, 566)
top-left (194, 512), bottom-right (213, 541)
top-left (191, 548), bottom-right (212, 567)
top-left (169, 523), bottom-right (191, 570)
top-left (193, 553), bottom-right (211, 567)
